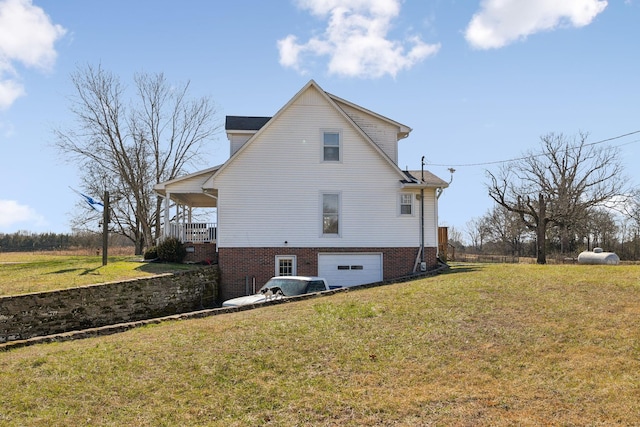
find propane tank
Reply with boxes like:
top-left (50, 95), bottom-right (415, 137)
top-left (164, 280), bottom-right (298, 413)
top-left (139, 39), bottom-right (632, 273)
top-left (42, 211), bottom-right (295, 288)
top-left (577, 247), bottom-right (620, 265)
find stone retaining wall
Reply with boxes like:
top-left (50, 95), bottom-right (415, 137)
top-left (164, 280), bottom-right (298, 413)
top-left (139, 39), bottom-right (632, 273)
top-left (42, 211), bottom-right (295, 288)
top-left (0, 266), bottom-right (219, 343)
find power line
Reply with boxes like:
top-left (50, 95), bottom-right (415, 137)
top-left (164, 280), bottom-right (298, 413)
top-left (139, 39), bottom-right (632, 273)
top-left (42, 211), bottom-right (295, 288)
top-left (426, 130), bottom-right (640, 168)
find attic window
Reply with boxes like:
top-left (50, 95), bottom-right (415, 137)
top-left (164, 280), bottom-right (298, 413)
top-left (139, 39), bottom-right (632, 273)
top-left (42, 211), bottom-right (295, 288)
top-left (323, 131), bottom-right (341, 162)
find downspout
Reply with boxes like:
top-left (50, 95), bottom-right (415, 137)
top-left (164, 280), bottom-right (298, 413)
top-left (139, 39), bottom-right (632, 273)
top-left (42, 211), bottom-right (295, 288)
top-left (420, 156), bottom-right (425, 264)
top-left (435, 185), bottom-right (443, 259)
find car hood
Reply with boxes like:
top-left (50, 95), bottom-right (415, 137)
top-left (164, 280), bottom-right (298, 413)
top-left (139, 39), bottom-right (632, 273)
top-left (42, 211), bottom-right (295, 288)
top-left (222, 294), bottom-right (267, 307)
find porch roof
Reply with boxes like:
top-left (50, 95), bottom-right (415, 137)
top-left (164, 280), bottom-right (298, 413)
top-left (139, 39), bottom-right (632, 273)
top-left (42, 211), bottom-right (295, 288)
top-left (153, 165), bottom-right (221, 208)
top-left (401, 170), bottom-right (450, 189)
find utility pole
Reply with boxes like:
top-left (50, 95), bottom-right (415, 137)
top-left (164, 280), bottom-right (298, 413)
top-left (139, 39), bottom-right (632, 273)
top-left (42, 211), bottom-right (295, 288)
top-left (102, 190), bottom-right (110, 266)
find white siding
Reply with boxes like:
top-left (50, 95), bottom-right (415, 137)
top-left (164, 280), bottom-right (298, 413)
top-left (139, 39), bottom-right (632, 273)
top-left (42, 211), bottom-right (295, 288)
top-left (228, 133), bottom-right (253, 157)
top-left (214, 85), bottom-right (438, 249)
top-left (333, 102), bottom-right (399, 163)
top-left (422, 189), bottom-right (438, 247)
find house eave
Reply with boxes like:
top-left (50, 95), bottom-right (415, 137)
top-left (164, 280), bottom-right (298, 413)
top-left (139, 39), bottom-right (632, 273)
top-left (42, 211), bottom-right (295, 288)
top-left (400, 182), bottom-right (449, 190)
top-left (153, 165), bottom-right (222, 208)
top-left (401, 170), bottom-right (450, 188)
top-left (326, 91), bottom-right (412, 139)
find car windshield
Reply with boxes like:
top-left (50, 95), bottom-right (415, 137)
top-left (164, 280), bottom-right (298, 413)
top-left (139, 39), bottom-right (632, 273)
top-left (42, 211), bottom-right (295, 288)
top-left (259, 278), bottom-right (309, 296)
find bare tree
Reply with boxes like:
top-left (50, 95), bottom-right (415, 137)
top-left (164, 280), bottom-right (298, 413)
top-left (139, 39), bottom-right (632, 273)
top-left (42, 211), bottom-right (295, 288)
top-left (623, 188), bottom-right (640, 226)
top-left (486, 132), bottom-right (626, 264)
top-left (483, 204), bottom-right (529, 256)
top-left (54, 64), bottom-right (221, 254)
top-left (446, 225), bottom-right (464, 248)
top-left (605, 188), bottom-right (640, 260)
top-left (585, 208), bottom-right (619, 250)
top-left (465, 217), bottom-right (491, 252)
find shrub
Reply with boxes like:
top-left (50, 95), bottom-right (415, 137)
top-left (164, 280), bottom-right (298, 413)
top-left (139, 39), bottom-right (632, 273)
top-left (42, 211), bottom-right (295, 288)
top-left (143, 246), bottom-right (158, 260)
top-left (156, 238), bottom-right (187, 263)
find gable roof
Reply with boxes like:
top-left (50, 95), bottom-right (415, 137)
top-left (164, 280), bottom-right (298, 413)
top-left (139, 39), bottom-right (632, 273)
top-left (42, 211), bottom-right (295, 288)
top-left (205, 80), bottom-right (414, 189)
top-left (326, 92), bottom-right (411, 140)
top-left (153, 165), bottom-right (222, 207)
top-left (154, 165), bottom-right (221, 189)
top-left (225, 116), bottom-right (271, 131)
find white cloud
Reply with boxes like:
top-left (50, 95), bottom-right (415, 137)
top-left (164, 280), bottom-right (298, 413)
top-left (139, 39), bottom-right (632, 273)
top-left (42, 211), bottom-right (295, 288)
top-left (0, 0), bottom-right (66, 110)
top-left (0, 200), bottom-right (47, 230)
top-left (278, 0), bottom-right (440, 78)
top-left (465, 0), bottom-right (608, 50)
top-left (0, 119), bottom-right (15, 137)
top-left (0, 71), bottom-right (24, 109)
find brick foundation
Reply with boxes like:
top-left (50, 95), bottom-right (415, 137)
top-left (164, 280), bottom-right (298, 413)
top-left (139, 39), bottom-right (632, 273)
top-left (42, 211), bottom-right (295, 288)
top-left (183, 243), bottom-right (218, 264)
top-left (217, 246), bottom-right (438, 301)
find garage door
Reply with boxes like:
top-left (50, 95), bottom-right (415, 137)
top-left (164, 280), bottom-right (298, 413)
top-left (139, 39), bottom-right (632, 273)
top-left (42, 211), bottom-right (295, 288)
top-left (318, 253), bottom-right (383, 288)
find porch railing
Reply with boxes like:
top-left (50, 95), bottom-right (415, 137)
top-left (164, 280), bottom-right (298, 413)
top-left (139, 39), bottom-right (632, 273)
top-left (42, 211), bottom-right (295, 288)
top-left (166, 222), bottom-right (217, 244)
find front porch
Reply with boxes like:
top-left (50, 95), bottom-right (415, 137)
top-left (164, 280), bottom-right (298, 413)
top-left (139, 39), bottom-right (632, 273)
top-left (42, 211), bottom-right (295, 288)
top-left (166, 222), bottom-right (217, 244)
top-left (153, 165), bottom-right (222, 263)
top-left (160, 222), bottom-right (218, 264)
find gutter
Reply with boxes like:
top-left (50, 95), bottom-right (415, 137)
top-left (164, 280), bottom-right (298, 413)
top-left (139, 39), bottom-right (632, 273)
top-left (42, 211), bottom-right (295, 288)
top-left (420, 157), bottom-right (425, 264)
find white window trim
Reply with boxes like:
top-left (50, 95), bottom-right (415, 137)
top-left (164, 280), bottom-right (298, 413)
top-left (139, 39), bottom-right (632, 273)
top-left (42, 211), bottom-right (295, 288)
top-left (320, 191), bottom-right (342, 237)
top-left (275, 255), bottom-right (297, 276)
top-left (399, 192), bottom-right (414, 216)
top-left (321, 129), bottom-right (342, 163)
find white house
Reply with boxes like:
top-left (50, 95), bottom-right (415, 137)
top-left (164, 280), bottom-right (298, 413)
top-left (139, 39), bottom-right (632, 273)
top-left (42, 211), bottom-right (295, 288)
top-left (154, 80), bottom-right (449, 301)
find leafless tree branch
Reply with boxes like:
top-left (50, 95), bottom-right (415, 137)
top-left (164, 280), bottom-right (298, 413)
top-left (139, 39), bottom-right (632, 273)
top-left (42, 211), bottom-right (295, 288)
top-left (53, 65), bottom-right (222, 254)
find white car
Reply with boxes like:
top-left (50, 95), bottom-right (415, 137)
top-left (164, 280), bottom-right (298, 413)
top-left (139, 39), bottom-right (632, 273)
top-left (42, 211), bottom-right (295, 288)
top-left (222, 276), bottom-right (330, 307)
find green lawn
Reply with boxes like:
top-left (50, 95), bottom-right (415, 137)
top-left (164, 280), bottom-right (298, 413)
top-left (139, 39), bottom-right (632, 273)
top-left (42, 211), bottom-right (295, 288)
top-left (1, 263), bottom-right (639, 426)
top-left (0, 252), bottom-right (198, 296)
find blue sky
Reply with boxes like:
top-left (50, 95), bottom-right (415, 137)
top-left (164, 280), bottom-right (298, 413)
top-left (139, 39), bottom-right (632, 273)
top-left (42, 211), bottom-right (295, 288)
top-left (1, 0), bottom-right (639, 237)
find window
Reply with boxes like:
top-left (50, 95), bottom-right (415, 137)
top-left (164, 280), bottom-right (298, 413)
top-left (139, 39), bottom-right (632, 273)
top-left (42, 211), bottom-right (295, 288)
top-left (275, 255), bottom-right (296, 276)
top-left (322, 193), bottom-right (340, 235)
top-left (306, 280), bottom-right (327, 293)
top-left (323, 131), bottom-right (341, 162)
top-left (400, 193), bottom-right (413, 215)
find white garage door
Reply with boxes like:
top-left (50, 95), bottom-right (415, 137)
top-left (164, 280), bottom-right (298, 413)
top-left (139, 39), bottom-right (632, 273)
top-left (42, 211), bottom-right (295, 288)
top-left (318, 253), bottom-right (383, 288)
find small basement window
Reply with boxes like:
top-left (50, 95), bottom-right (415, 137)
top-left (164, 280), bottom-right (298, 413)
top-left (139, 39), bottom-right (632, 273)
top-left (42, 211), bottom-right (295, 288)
top-left (275, 255), bottom-right (296, 276)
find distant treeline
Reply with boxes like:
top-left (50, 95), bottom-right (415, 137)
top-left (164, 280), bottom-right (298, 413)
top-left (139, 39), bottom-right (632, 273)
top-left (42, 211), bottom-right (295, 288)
top-left (0, 231), bottom-right (133, 252)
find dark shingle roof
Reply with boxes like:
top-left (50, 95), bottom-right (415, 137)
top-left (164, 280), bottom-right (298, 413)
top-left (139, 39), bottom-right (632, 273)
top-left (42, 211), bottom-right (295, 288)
top-left (225, 116), bottom-right (271, 131)
top-left (404, 170), bottom-right (449, 187)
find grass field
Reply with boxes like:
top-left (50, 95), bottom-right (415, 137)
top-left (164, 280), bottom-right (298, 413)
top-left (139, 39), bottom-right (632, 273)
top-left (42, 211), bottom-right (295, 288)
top-left (1, 263), bottom-right (639, 426)
top-left (0, 252), bottom-right (198, 296)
